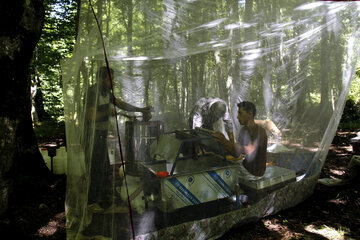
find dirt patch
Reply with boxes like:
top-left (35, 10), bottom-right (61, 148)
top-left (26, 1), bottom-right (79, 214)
top-left (0, 131), bottom-right (359, 239)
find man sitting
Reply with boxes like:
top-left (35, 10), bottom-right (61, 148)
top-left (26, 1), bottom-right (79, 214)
top-left (213, 101), bottom-right (268, 180)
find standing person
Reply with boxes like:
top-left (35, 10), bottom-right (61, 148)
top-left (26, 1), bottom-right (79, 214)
top-left (85, 66), bottom-right (152, 213)
top-left (189, 97), bottom-right (235, 142)
top-left (213, 101), bottom-right (268, 179)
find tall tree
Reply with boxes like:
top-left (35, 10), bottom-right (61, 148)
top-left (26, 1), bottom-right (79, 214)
top-left (31, 0), bottom-right (77, 123)
top-left (0, 0), bottom-right (46, 216)
top-left (320, 16), bottom-right (331, 131)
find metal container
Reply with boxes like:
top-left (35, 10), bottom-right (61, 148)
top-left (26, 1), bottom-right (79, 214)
top-left (125, 120), bottom-right (163, 176)
top-left (142, 156), bottom-right (238, 212)
top-left (238, 165), bottom-right (296, 202)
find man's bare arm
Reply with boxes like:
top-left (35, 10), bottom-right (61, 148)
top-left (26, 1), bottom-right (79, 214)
top-left (213, 132), bottom-right (243, 157)
top-left (114, 97), bottom-right (151, 113)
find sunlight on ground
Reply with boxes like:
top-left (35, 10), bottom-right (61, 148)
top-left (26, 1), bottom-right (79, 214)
top-left (328, 198), bottom-right (348, 206)
top-left (37, 220), bottom-right (58, 236)
top-left (341, 146), bottom-right (353, 152)
top-left (329, 169), bottom-right (345, 176)
top-left (263, 220), bottom-right (303, 239)
top-left (263, 219), bottom-right (349, 240)
top-left (305, 224), bottom-right (347, 240)
top-left (36, 212), bottom-right (65, 238)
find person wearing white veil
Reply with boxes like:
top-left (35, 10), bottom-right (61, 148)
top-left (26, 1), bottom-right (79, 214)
top-left (189, 97), bottom-right (235, 142)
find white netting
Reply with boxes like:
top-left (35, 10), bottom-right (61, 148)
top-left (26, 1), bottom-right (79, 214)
top-left (62, 1), bottom-right (360, 239)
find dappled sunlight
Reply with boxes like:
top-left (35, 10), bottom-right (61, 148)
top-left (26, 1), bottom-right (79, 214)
top-left (329, 169), bottom-right (345, 177)
top-left (35, 212), bottom-right (65, 238)
top-left (263, 219), bottom-right (303, 239)
top-left (327, 198), bottom-right (347, 206)
top-left (37, 220), bottom-right (58, 237)
top-left (332, 146), bottom-right (353, 153)
top-left (305, 224), bottom-right (347, 240)
top-left (261, 217), bottom-right (351, 240)
top-left (327, 191), bottom-right (360, 208)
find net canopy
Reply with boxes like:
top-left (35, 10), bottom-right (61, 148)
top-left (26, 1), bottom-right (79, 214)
top-left (62, 0), bottom-right (360, 239)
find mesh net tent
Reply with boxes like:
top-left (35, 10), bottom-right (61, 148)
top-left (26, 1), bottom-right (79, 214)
top-left (62, 0), bottom-right (360, 239)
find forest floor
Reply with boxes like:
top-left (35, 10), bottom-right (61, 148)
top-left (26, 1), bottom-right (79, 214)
top-left (0, 130), bottom-right (359, 240)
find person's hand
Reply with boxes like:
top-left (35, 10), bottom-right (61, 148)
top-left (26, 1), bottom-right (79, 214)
top-left (226, 154), bottom-right (245, 163)
top-left (141, 106), bottom-right (153, 113)
top-left (142, 106), bottom-right (153, 121)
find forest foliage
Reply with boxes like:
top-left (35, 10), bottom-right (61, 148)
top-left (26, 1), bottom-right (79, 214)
top-left (31, 0), bottom-right (77, 140)
top-left (32, 0), bottom-right (360, 140)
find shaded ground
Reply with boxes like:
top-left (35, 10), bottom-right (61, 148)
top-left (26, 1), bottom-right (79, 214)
top-left (219, 130), bottom-right (360, 240)
top-left (0, 131), bottom-right (359, 239)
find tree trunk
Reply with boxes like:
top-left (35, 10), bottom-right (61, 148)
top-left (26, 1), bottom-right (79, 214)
top-left (214, 50), bottom-right (229, 101)
top-left (320, 17), bottom-right (331, 131)
top-left (234, 0), bottom-right (254, 102)
top-left (0, 0), bottom-right (46, 216)
top-left (181, 58), bottom-right (188, 115)
top-left (198, 53), bottom-right (206, 98)
top-left (126, 0), bottom-right (133, 77)
top-left (190, 55), bottom-right (198, 106)
top-left (143, 62), bottom-right (151, 107)
top-left (173, 62), bottom-right (180, 116)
